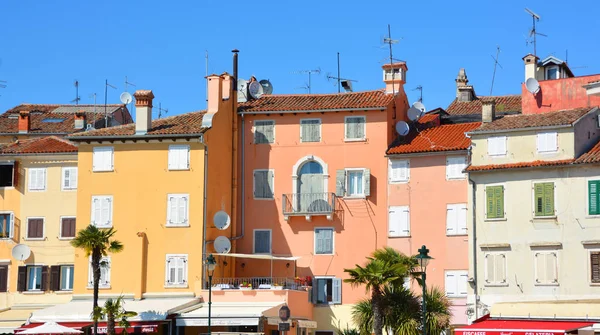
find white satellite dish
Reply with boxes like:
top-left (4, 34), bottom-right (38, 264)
top-left (395, 121), bottom-right (410, 136)
top-left (412, 101), bottom-right (426, 114)
top-left (214, 236), bottom-right (232, 254)
top-left (248, 81), bottom-right (264, 99)
top-left (259, 80), bottom-right (273, 95)
top-left (408, 107), bottom-right (424, 121)
top-left (525, 77), bottom-right (541, 94)
top-left (11, 244), bottom-right (31, 261)
top-left (213, 211), bottom-right (231, 230)
top-left (237, 79), bottom-right (249, 103)
top-left (119, 92), bottom-right (132, 105)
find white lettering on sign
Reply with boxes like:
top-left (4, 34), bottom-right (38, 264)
top-left (524, 333), bottom-right (555, 335)
top-left (463, 332), bottom-right (486, 335)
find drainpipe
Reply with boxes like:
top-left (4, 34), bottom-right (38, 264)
top-left (201, 134), bottom-right (209, 288)
top-left (467, 145), bottom-right (479, 321)
top-left (231, 49), bottom-right (245, 242)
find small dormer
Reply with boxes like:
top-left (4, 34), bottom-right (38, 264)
top-left (539, 56), bottom-right (574, 80)
top-left (382, 62), bottom-right (407, 93)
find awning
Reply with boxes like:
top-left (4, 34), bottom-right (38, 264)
top-left (296, 320), bottom-right (317, 329)
top-left (176, 302), bottom-right (283, 327)
top-left (218, 253), bottom-right (300, 261)
top-left (17, 322), bottom-right (160, 334)
top-left (455, 319), bottom-right (594, 335)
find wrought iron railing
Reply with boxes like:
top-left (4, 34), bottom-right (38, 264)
top-left (282, 192), bottom-right (335, 216)
top-left (206, 277), bottom-right (306, 290)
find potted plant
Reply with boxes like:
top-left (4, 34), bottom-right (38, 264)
top-left (239, 282), bottom-right (252, 290)
top-left (272, 283), bottom-right (284, 290)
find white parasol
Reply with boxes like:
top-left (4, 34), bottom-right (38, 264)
top-left (19, 322), bottom-right (83, 334)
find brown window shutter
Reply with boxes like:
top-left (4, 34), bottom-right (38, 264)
top-left (17, 266), bottom-right (27, 292)
top-left (591, 252), bottom-right (600, 283)
top-left (41, 266), bottom-right (49, 291)
top-left (12, 161), bottom-right (18, 187)
top-left (69, 219), bottom-right (76, 238)
top-left (28, 219), bottom-right (43, 239)
top-left (0, 266), bottom-right (7, 292)
top-left (61, 219), bottom-right (75, 238)
top-left (50, 266), bottom-right (61, 291)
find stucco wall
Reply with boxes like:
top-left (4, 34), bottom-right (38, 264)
top-left (573, 109), bottom-right (600, 157)
top-left (521, 74), bottom-right (600, 115)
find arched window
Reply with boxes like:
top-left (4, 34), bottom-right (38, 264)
top-left (299, 161), bottom-right (323, 175)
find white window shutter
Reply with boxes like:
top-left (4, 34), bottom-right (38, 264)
top-left (168, 148), bottom-right (177, 169)
top-left (445, 272), bottom-right (457, 296)
top-left (446, 205), bottom-right (457, 235)
top-left (9, 213), bottom-right (14, 238)
top-left (458, 204), bottom-right (468, 234)
top-left (388, 208), bottom-right (400, 237)
top-left (496, 254), bottom-right (506, 283)
top-left (92, 198), bottom-right (101, 225)
top-left (485, 254), bottom-right (494, 283)
top-left (535, 252), bottom-right (545, 283)
top-left (332, 278), bottom-right (342, 304)
top-left (549, 133), bottom-right (558, 151)
top-left (178, 196), bottom-right (187, 223)
top-left (458, 272), bottom-right (469, 295)
top-left (101, 197), bottom-right (111, 226)
top-left (400, 207), bottom-right (410, 236)
top-left (168, 197), bottom-right (177, 224)
top-left (70, 168), bottom-right (78, 188)
top-left (64, 169), bottom-right (70, 189)
top-left (547, 252), bottom-right (558, 283)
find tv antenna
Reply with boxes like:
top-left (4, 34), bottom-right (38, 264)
top-left (490, 46), bottom-right (503, 95)
top-left (89, 93), bottom-right (97, 114)
top-left (384, 24), bottom-right (399, 118)
top-left (326, 52), bottom-right (357, 93)
top-left (124, 76), bottom-right (136, 92)
top-left (71, 80), bottom-right (81, 105)
top-left (292, 68), bottom-right (321, 94)
top-left (157, 102), bottom-right (169, 119)
top-left (525, 8), bottom-right (546, 57)
top-left (413, 85), bottom-right (423, 102)
top-left (104, 80), bottom-right (117, 128)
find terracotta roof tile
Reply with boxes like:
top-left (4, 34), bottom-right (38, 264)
top-left (0, 136), bottom-right (77, 155)
top-left (472, 107), bottom-right (594, 133)
top-left (466, 159), bottom-right (575, 172)
top-left (69, 110), bottom-right (207, 138)
top-left (446, 95), bottom-right (521, 115)
top-left (387, 122), bottom-right (480, 155)
top-left (239, 90), bottom-right (394, 113)
top-left (575, 140), bottom-right (600, 164)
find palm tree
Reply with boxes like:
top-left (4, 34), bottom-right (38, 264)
top-left (344, 247), bottom-right (412, 335)
top-left (71, 225), bottom-right (123, 335)
top-left (422, 288), bottom-right (451, 335)
top-left (92, 296), bottom-right (137, 335)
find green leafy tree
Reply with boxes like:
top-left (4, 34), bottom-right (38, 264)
top-left (92, 296), bottom-right (138, 335)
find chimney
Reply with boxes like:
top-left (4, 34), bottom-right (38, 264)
top-left (481, 98), bottom-right (496, 123)
top-left (207, 75), bottom-right (223, 114)
top-left (455, 68), bottom-right (475, 102)
top-left (74, 110), bottom-right (86, 130)
top-left (523, 54), bottom-right (540, 81)
top-left (382, 62), bottom-right (407, 94)
top-left (18, 111), bottom-right (30, 133)
top-left (133, 90), bottom-right (154, 135)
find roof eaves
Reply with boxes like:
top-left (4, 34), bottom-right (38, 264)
top-left (0, 152), bottom-right (77, 157)
top-left (467, 123), bottom-right (573, 135)
top-left (67, 132), bottom-right (206, 141)
top-left (238, 106), bottom-right (387, 115)
top-left (385, 149), bottom-right (468, 158)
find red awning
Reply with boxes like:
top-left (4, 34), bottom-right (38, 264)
top-left (16, 322), bottom-right (161, 334)
top-left (455, 319), bottom-right (594, 335)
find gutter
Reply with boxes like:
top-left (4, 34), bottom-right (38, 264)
top-left (466, 160), bottom-right (578, 173)
top-left (200, 134), bottom-right (208, 289)
top-left (67, 133), bottom-right (207, 141)
top-left (231, 113), bottom-right (245, 241)
top-left (468, 147), bottom-right (479, 321)
top-left (385, 149), bottom-right (468, 158)
top-left (466, 124), bottom-right (572, 136)
top-left (0, 152), bottom-right (77, 157)
top-left (237, 106), bottom-right (386, 115)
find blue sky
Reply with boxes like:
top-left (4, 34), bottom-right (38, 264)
top-left (0, 0), bottom-right (598, 117)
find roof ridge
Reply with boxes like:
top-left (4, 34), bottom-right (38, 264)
top-left (255, 89), bottom-right (385, 98)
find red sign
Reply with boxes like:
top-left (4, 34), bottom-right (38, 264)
top-left (92, 325), bottom-right (158, 334)
top-left (459, 331), bottom-right (561, 335)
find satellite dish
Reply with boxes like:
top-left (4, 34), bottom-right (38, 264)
top-left (412, 101), bottom-right (426, 114)
top-left (408, 107), bottom-right (424, 121)
top-left (213, 211), bottom-right (231, 230)
top-left (12, 244), bottom-right (31, 261)
top-left (119, 92), bottom-right (132, 105)
top-left (237, 79), bottom-right (249, 103)
top-left (248, 81), bottom-right (264, 99)
top-left (525, 77), bottom-right (541, 94)
top-left (214, 236), bottom-right (232, 254)
top-left (395, 121), bottom-right (410, 136)
top-left (259, 80), bottom-right (273, 95)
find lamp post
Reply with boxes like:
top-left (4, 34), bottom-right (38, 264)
top-left (415, 245), bottom-right (433, 335)
top-left (206, 254), bottom-right (217, 335)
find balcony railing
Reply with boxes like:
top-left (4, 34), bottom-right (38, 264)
top-left (206, 277), bottom-right (307, 291)
top-left (282, 192), bottom-right (335, 221)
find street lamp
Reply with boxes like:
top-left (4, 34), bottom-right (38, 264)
top-left (206, 254), bottom-right (217, 335)
top-left (415, 245), bottom-right (433, 335)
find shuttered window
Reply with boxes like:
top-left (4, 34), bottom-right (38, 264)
top-left (314, 228), bottom-right (334, 255)
top-left (91, 196), bottom-right (113, 227)
top-left (300, 119), bottom-right (321, 142)
top-left (62, 167), bottom-right (78, 190)
top-left (487, 136), bottom-right (507, 156)
top-left (165, 254), bottom-right (188, 287)
top-left (0, 266), bottom-right (7, 292)
top-left (389, 159), bottom-right (409, 183)
top-left (345, 116), bottom-right (366, 140)
top-left (253, 230), bottom-right (272, 254)
top-left (26, 266), bottom-right (48, 291)
top-left (167, 194), bottom-right (189, 226)
top-left (311, 277), bottom-right (342, 304)
top-left (168, 145), bottom-right (190, 170)
top-left (92, 147), bottom-right (114, 172)
top-left (446, 156), bottom-right (467, 180)
top-left (388, 206), bottom-right (410, 237)
top-left (591, 252), bottom-right (600, 284)
top-left (58, 265), bottom-right (74, 291)
top-left (88, 256), bottom-right (111, 288)
top-left (589, 180), bottom-right (600, 215)
top-left (27, 218), bottom-right (44, 239)
top-left (253, 170), bottom-right (274, 199)
top-left (484, 253), bottom-right (507, 285)
top-left (534, 182), bottom-right (555, 217)
top-left (486, 185), bottom-right (504, 219)
top-left (61, 217), bottom-right (76, 238)
top-left (28, 168), bottom-right (46, 191)
top-left (446, 204), bottom-right (468, 235)
top-left (534, 252), bottom-right (558, 285)
top-left (445, 270), bottom-right (468, 297)
top-left (254, 120), bottom-right (275, 144)
top-left (0, 213), bottom-right (14, 239)
top-left (344, 169), bottom-right (370, 197)
top-left (537, 132), bottom-right (558, 153)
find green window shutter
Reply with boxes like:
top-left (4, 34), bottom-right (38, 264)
top-left (486, 186), bottom-right (495, 219)
top-left (534, 183), bottom-right (544, 216)
top-left (543, 182), bottom-right (554, 216)
top-left (590, 181), bottom-right (600, 215)
top-left (494, 186), bottom-right (504, 218)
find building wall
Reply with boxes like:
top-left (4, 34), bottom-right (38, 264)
top-left (387, 153), bottom-right (470, 325)
top-left (521, 74), bottom-right (600, 115)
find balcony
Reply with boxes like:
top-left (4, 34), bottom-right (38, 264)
top-left (207, 277), bottom-right (308, 291)
top-left (282, 192), bottom-right (335, 221)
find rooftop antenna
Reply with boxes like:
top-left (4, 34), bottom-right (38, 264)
top-left (89, 93), bottom-right (97, 114)
top-left (525, 8), bottom-right (546, 57)
top-left (384, 24), bottom-right (399, 118)
top-left (71, 80), bottom-right (81, 105)
top-left (490, 46), bottom-right (503, 95)
top-left (205, 50), bottom-right (209, 106)
top-left (124, 76), bottom-right (136, 92)
top-left (157, 102), bottom-right (169, 119)
top-left (413, 85), bottom-right (423, 102)
top-left (104, 80), bottom-right (117, 128)
top-left (326, 53), bottom-right (357, 93)
top-left (292, 68), bottom-right (321, 94)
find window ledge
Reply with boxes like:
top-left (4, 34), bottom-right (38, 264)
top-left (165, 224), bottom-right (191, 228)
top-left (582, 240), bottom-right (600, 246)
top-left (590, 282), bottom-right (600, 286)
top-left (485, 218), bottom-right (507, 222)
top-left (92, 170), bottom-right (114, 173)
top-left (388, 235), bottom-right (411, 239)
top-left (534, 283), bottom-right (559, 287)
top-left (93, 225), bottom-right (113, 229)
top-left (343, 196), bottom-right (366, 200)
top-left (28, 189), bottom-right (46, 192)
top-left (315, 253), bottom-right (334, 256)
top-left (585, 215), bottom-right (600, 219)
top-left (87, 286), bottom-right (111, 290)
top-left (164, 284), bottom-right (189, 289)
top-left (389, 180), bottom-right (409, 184)
top-left (59, 237), bottom-right (75, 241)
top-left (22, 291), bottom-right (45, 295)
top-left (447, 295), bottom-right (468, 299)
top-left (344, 139), bottom-right (367, 143)
top-left (168, 168), bottom-right (190, 171)
top-left (532, 216), bottom-right (557, 221)
top-left (62, 188), bottom-right (77, 192)
top-left (55, 290), bottom-right (73, 294)
top-left (24, 238), bottom-right (45, 241)
top-left (484, 283), bottom-right (509, 287)
top-left (446, 234), bottom-right (468, 237)
top-left (446, 177), bottom-right (467, 181)
top-left (253, 198), bottom-right (275, 201)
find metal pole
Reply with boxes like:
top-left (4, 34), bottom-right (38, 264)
top-left (337, 52), bottom-right (340, 93)
top-left (208, 274), bottom-right (213, 335)
top-left (422, 271), bottom-right (427, 335)
top-left (104, 79), bottom-right (108, 128)
top-left (308, 72), bottom-right (312, 94)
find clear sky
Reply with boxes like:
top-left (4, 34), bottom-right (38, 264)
top-left (0, 0), bottom-right (598, 117)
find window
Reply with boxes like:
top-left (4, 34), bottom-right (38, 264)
top-left (167, 194), bottom-right (189, 227)
top-left (546, 66), bottom-right (559, 80)
top-left (253, 229), bottom-right (272, 254)
top-left (534, 252), bottom-right (558, 285)
top-left (59, 265), bottom-right (74, 291)
top-left (254, 120), bottom-right (275, 144)
top-left (60, 217), bottom-right (76, 239)
top-left (388, 206), bottom-right (410, 237)
top-left (484, 253), bottom-right (507, 285)
top-left (27, 266), bottom-right (43, 291)
top-left (0, 213), bottom-right (14, 238)
top-left (300, 119), bottom-right (321, 143)
top-left (347, 170), bottom-right (363, 196)
top-left (168, 145), bottom-right (190, 170)
top-left (591, 251), bottom-right (600, 284)
top-left (345, 116), bottom-right (366, 141)
top-left (310, 277), bottom-right (342, 304)
top-left (88, 256), bottom-right (111, 288)
top-left (0, 162), bottom-right (16, 187)
top-left (28, 168), bottom-right (46, 191)
top-left (314, 228), bottom-right (334, 255)
top-left (446, 204), bottom-right (467, 235)
top-left (589, 180), bottom-right (600, 215)
top-left (486, 185), bottom-right (505, 219)
top-left (336, 169), bottom-right (371, 198)
top-left (0, 265), bottom-right (7, 292)
top-left (446, 156), bottom-right (467, 180)
top-left (27, 218), bottom-right (44, 239)
top-left (445, 270), bottom-right (468, 297)
top-left (389, 159), bottom-right (409, 183)
top-left (487, 136), bottom-right (507, 157)
top-left (253, 170), bottom-right (274, 199)
top-left (17, 266), bottom-right (48, 292)
top-left (62, 167), bottom-right (77, 190)
top-left (165, 254), bottom-right (188, 287)
top-left (92, 147), bottom-right (114, 172)
top-left (537, 132), bottom-right (558, 153)
top-left (534, 182), bottom-right (555, 217)
top-left (91, 196), bottom-right (113, 227)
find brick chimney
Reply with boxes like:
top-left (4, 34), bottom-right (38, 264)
top-left (133, 90), bottom-right (154, 135)
top-left (74, 110), bottom-right (86, 130)
top-left (523, 54), bottom-right (540, 82)
top-left (456, 68), bottom-right (475, 102)
top-left (482, 98), bottom-right (496, 123)
top-left (382, 62), bottom-right (407, 94)
top-left (18, 111), bottom-right (30, 133)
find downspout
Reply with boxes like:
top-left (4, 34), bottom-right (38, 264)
top-left (467, 145), bottom-right (479, 321)
top-left (201, 134), bottom-right (208, 288)
top-left (230, 50), bottom-right (239, 248)
top-left (231, 49), bottom-right (245, 241)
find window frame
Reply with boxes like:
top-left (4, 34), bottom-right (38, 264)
top-left (483, 252), bottom-right (508, 287)
top-left (545, 65), bottom-right (560, 80)
top-left (91, 195), bottom-right (113, 228)
top-left (0, 162), bottom-right (16, 188)
top-left (589, 249), bottom-right (600, 286)
top-left (25, 217), bottom-right (45, 241)
top-left (533, 251), bottom-right (559, 286)
top-left (26, 265), bottom-right (43, 291)
top-left (253, 169), bottom-right (275, 200)
top-left (344, 116), bottom-right (367, 142)
top-left (586, 179), bottom-right (600, 217)
top-left (87, 256), bottom-right (111, 289)
top-left (484, 184), bottom-right (506, 221)
top-left (312, 276), bottom-right (342, 305)
top-left (92, 146), bottom-right (114, 172)
top-left (254, 120), bottom-right (275, 144)
top-left (164, 254), bottom-right (188, 288)
top-left (536, 132), bottom-right (559, 154)
top-left (388, 159), bottom-right (409, 183)
top-left (314, 227), bottom-right (335, 255)
top-left (532, 181), bottom-right (556, 218)
top-left (344, 168), bottom-right (366, 198)
top-left (487, 136), bottom-right (507, 157)
top-left (59, 265), bottom-right (74, 291)
top-left (388, 205), bottom-right (410, 238)
top-left (446, 203), bottom-right (468, 236)
top-left (0, 212), bottom-right (14, 239)
top-left (446, 156), bottom-right (467, 180)
top-left (168, 145), bottom-right (191, 171)
top-left (28, 168), bottom-right (47, 192)
top-left (444, 270), bottom-right (469, 298)
top-left (59, 216), bottom-right (76, 240)
top-left (299, 118), bottom-right (322, 143)
top-left (61, 167), bottom-right (78, 191)
top-left (166, 193), bottom-right (190, 227)
top-left (253, 229), bottom-right (272, 255)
